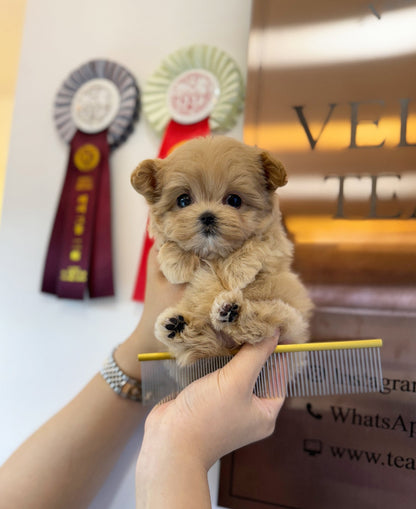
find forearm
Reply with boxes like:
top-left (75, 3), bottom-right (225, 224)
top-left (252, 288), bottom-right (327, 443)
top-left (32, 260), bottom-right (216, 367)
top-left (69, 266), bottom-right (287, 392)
top-left (136, 440), bottom-right (211, 509)
top-left (0, 247), bottom-right (186, 509)
top-left (0, 339), bottom-right (147, 509)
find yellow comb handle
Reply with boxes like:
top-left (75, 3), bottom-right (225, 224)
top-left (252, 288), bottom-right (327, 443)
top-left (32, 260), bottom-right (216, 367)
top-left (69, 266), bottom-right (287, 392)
top-left (137, 339), bottom-right (382, 362)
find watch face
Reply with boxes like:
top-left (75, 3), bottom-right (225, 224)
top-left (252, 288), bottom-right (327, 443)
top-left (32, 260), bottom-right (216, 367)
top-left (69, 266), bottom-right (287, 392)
top-left (71, 78), bottom-right (121, 133)
top-left (167, 69), bottom-right (220, 124)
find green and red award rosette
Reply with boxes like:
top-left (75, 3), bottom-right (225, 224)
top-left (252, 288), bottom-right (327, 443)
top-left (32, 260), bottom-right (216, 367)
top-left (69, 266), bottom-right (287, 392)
top-left (42, 60), bottom-right (139, 299)
top-left (132, 45), bottom-right (244, 301)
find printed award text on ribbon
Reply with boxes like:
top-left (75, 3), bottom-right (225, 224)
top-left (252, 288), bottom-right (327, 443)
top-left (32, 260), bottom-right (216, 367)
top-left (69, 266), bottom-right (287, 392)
top-left (42, 131), bottom-right (113, 298)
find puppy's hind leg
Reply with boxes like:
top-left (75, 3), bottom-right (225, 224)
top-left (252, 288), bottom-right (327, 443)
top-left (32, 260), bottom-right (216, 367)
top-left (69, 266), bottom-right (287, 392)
top-left (210, 289), bottom-right (244, 329)
top-left (211, 296), bottom-right (309, 346)
top-left (155, 307), bottom-right (188, 345)
top-left (156, 308), bottom-right (224, 365)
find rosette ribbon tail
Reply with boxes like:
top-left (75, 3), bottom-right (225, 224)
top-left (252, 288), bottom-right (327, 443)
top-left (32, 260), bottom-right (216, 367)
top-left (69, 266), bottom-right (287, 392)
top-left (88, 138), bottom-right (114, 298)
top-left (132, 118), bottom-right (211, 301)
top-left (41, 130), bottom-right (114, 299)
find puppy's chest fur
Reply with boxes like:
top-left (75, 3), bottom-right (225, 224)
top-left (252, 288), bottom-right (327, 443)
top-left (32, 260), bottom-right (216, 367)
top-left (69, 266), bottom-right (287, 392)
top-left (204, 236), bottom-right (286, 295)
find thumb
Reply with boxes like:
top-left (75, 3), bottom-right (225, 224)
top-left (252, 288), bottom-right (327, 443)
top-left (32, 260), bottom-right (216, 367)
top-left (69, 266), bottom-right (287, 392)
top-left (225, 330), bottom-right (280, 393)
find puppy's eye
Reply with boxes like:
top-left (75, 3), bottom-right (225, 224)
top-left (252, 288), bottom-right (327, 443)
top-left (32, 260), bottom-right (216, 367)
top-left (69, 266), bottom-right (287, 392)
top-left (177, 193), bottom-right (192, 208)
top-left (225, 194), bottom-right (242, 208)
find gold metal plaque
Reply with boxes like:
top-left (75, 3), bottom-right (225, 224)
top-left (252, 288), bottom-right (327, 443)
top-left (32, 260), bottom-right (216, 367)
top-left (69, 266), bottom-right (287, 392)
top-left (244, 0), bottom-right (416, 292)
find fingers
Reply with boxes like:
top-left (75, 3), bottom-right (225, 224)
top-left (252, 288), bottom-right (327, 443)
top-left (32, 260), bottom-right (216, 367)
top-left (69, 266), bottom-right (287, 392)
top-left (225, 330), bottom-right (280, 394)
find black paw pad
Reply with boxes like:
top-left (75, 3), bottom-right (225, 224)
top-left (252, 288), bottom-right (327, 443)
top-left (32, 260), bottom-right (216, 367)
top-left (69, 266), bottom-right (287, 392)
top-left (219, 303), bottom-right (239, 323)
top-left (165, 315), bottom-right (187, 338)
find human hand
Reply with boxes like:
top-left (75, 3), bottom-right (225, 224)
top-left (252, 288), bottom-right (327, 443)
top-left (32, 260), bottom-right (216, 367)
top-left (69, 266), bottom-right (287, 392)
top-left (115, 246), bottom-right (185, 379)
top-left (135, 245), bottom-right (186, 352)
top-left (138, 331), bottom-right (284, 472)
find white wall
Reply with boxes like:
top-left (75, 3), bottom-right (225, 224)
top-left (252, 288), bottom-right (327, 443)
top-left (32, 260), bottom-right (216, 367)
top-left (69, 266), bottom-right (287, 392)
top-left (0, 1), bottom-right (252, 507)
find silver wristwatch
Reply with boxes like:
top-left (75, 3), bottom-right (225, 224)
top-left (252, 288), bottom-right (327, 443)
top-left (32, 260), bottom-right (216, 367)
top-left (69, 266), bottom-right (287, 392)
top-left (100, 348), bottom-right (142, 402)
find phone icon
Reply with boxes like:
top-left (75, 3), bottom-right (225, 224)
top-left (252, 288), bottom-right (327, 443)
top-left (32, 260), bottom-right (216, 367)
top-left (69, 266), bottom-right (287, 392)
top-left (306, 402), bottom-right (323, 420)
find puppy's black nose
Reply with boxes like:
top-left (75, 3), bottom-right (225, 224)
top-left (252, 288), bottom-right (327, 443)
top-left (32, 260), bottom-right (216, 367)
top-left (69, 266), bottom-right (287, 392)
top-left (199, 212), bottom-right (216, 226)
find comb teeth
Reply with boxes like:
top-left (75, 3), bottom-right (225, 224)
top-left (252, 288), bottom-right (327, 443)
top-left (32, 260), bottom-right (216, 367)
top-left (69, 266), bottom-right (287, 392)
top-left (140, 342), bottom-right (383, 406)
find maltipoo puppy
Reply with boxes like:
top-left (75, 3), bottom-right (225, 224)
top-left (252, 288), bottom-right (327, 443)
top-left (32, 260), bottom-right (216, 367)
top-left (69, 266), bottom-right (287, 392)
top-left (131, 136), bottom-right (313, 364)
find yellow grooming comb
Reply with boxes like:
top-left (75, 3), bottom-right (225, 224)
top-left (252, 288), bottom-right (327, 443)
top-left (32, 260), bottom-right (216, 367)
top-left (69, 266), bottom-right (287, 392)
top-left (138, 339), bottom-right (383, 406)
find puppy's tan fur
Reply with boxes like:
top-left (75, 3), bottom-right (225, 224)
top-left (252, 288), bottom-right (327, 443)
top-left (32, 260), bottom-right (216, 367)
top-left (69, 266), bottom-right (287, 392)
top-left (131, 136), bottom-right (313, 365)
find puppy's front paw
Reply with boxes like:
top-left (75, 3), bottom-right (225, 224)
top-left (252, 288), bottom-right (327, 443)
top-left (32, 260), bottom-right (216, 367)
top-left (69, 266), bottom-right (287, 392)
top-left (210, 290), bottom-right (243, 331)
top-left (217, 239), bottom-right (263, 289)
top-left (158, 243), bottom-right (199, 283)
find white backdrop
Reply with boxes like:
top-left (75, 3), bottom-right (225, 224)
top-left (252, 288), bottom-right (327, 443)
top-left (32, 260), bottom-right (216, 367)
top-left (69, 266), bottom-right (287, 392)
top-left (0, 1), bottom-right (252, 507)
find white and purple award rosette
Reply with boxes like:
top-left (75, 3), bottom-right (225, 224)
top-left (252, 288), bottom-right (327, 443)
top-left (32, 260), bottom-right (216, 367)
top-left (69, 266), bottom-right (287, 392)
top-left (42, 60), bottom-right (139, 299)
top-left (133, 44), bottom-right (245, 300)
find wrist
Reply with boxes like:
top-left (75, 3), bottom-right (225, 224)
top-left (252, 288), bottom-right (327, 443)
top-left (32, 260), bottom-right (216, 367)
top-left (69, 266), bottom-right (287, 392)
top-left (136, 433), bottom-right (210, 508)
top-left (113, 319), bottom-right (161, 381)
top-left (113, 338), bottom-right (141, 381)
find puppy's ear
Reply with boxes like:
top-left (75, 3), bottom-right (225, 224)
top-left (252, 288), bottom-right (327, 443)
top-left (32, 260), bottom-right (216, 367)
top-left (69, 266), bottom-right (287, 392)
top-left (260, 151), bottom-right (288, 191)
top-left (131, 159), bottom-right (162, 204)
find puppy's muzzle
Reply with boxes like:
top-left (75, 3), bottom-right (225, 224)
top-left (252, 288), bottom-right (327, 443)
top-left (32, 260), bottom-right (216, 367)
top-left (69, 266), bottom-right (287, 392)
top-left (199, 211), bottom-right (217, 236)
